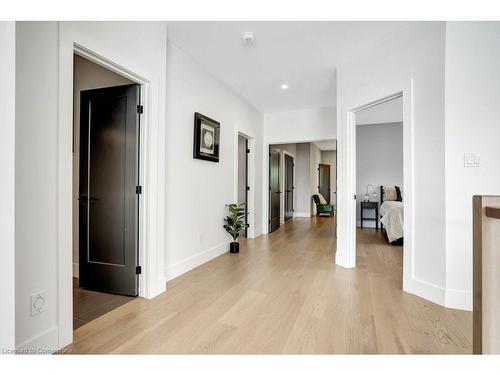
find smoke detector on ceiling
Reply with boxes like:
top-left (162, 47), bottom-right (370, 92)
top-left (241, 32), bottom-right (256, 45)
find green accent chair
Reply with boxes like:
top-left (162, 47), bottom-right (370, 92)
top-left (313, 194), bottom-right (334, 217)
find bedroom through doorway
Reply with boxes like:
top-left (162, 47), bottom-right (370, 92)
top-left (355, 95), bottom-right (404, 288)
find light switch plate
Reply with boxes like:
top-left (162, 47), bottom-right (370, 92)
top-left (464, 153), bottom-right (481, 167)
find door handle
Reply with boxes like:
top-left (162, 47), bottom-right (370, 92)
top-left (78, 195), bottom-right (99, 202)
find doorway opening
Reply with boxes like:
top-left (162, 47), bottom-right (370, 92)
top-left (267, 140), bottom-right (337, 235)
top-left (237, 134), bottom-right (249, 237)
top-left (354, 94), bottom-right (404, 287)
top-left (284, 152), bottom-right (294, 222)
top-left (72, 53), bottom-right (140, 329)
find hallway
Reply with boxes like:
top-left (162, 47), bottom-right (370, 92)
top-left (64, 217), bottom-right (471, 354)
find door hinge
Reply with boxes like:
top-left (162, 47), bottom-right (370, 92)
top-left (136, 266), bottom-right (142, 275)
top-left (136, 185), bottom-right (143, 194)
top-left (246, 149), bottom-right (250, 154)
top-left (246, 186), bottom-right (250, 191)
top-left (137, 105), bottom-right (144, 114)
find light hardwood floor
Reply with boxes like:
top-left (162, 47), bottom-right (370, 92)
top-left (64, 217), bottom-right (472, 354)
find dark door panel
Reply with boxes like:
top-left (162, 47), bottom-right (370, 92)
top-left (269, 149), bottom-right (280, 233)
top-left (79, 84), bottom-right (140, 296)
top-left (319, 164), bottom-right (331, 204)
top-left (284, 154), bottom-right (294, 221)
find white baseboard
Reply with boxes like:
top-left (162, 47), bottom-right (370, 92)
top-left (407, 277), bottom-right (445, 307)
top-left (445, 288), bottom-right (472, 311)
top-left (295, 212), bottom-right (311, 218)
top-left (407, 277), bottom-right (472, 311)
top-left (16, 326), bottom-right (59, 354)
top-left (252, 226), bottom-right (263, 238)
top-left (165, 241), bottom-right (229, 282)
top-left (73, 262), bottom-right (79, 278)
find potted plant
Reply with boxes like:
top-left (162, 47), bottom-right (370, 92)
top-left (223, 203), bottom-right (249, 253)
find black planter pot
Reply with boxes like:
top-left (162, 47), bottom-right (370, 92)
top-left (229, 241), bottom-right (239, 253)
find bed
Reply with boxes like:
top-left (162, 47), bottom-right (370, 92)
top-left (379, 186), bottom-right (404, 245)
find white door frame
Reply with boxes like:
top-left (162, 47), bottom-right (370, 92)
top-left (337, 83), bottom-right (413, 295)
top-left (281, 150), bottom-right (295, 223)
top-left (234, 131), bottom-right (256, 238)
top-left (57, 40), bottom-right (166, 349)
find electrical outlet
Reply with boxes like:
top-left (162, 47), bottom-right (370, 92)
top-left (30, 292), bottom-right (46, 316)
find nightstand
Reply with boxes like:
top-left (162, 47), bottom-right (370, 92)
top-left (361, 201), bottom-right (379, 230)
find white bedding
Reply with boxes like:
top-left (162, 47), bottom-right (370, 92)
top-left (380, 201), bottom-right (403, 243)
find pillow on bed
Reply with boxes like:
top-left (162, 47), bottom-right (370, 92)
top-left (383, 186), bottom-right (398, 201)
top-left (395, 186), bottom-right (403, 201)
top-left (317, 193), bottom-right (328, 204)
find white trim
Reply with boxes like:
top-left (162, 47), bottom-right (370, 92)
top-left (338, 83), bottom-right (415, 297)
top-left (234, 131), bottom-right (256, 239)
top-left (72, 262), bottom-right (79, 278)
top-left (408, 277), bottom-right (445, 307)
top-left (253, 226), bottom-right (263, 237)
top-left (445, 288), bottom-right (472, 311)
top-left (16, 326), bottom-right (59, 353)
top-left (56, 29), bottom-right (166, 351)
top-left (165, 241), bottom-right (229, 282)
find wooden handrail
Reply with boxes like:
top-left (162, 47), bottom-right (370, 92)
top-left (485, 206), bottom-right (500, 219)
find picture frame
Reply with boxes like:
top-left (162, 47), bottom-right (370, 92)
top-left (193, 112), bottom-right (220, 162)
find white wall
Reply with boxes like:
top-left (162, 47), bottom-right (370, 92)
top-left (165, 41), bottom-right (263, 280)
top-left (356, 123), bottom-right (403, 227)
top-left (295, 143), bottom-right (312, 216)
top-left (356, 96), bottom-right (403, 125)
top-left (72, 54), bottom-right (134, 277)
top-left (15, 21), bottom-right (168, 351)
top-left (337, 22), bottom-right (447, 306)
top-left (0, 21), bottom-right (16, 351)
top-left (15, 21), bottom-right (60, 351)
top-left (444, 22), bottom-right (500, 310)
top-left (264, 107), bottom-right (336, 144)
top-left (321, 150), bottom-right (337, 205)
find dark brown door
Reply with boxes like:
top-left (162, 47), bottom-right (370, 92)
top-left (269, 148), bottom-right (281, 233)
top-left (79, 84), bottom-right (140, 296)
top-left (238, 135), bottom-right (249, 237)
top-left (284, 154), bottom-right (294, 221)
top-left (319, 164), bottom-right (331, 204)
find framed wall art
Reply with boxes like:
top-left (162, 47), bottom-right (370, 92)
top-left (193, 112), bottom-right (220, 162)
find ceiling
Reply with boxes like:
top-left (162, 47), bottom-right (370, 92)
top-left (167, 22), bottom-right (411, 113)
top-left (356, 96), bottom-right (403, 126)
top-left (313, 141), bottom-right (337, 151)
